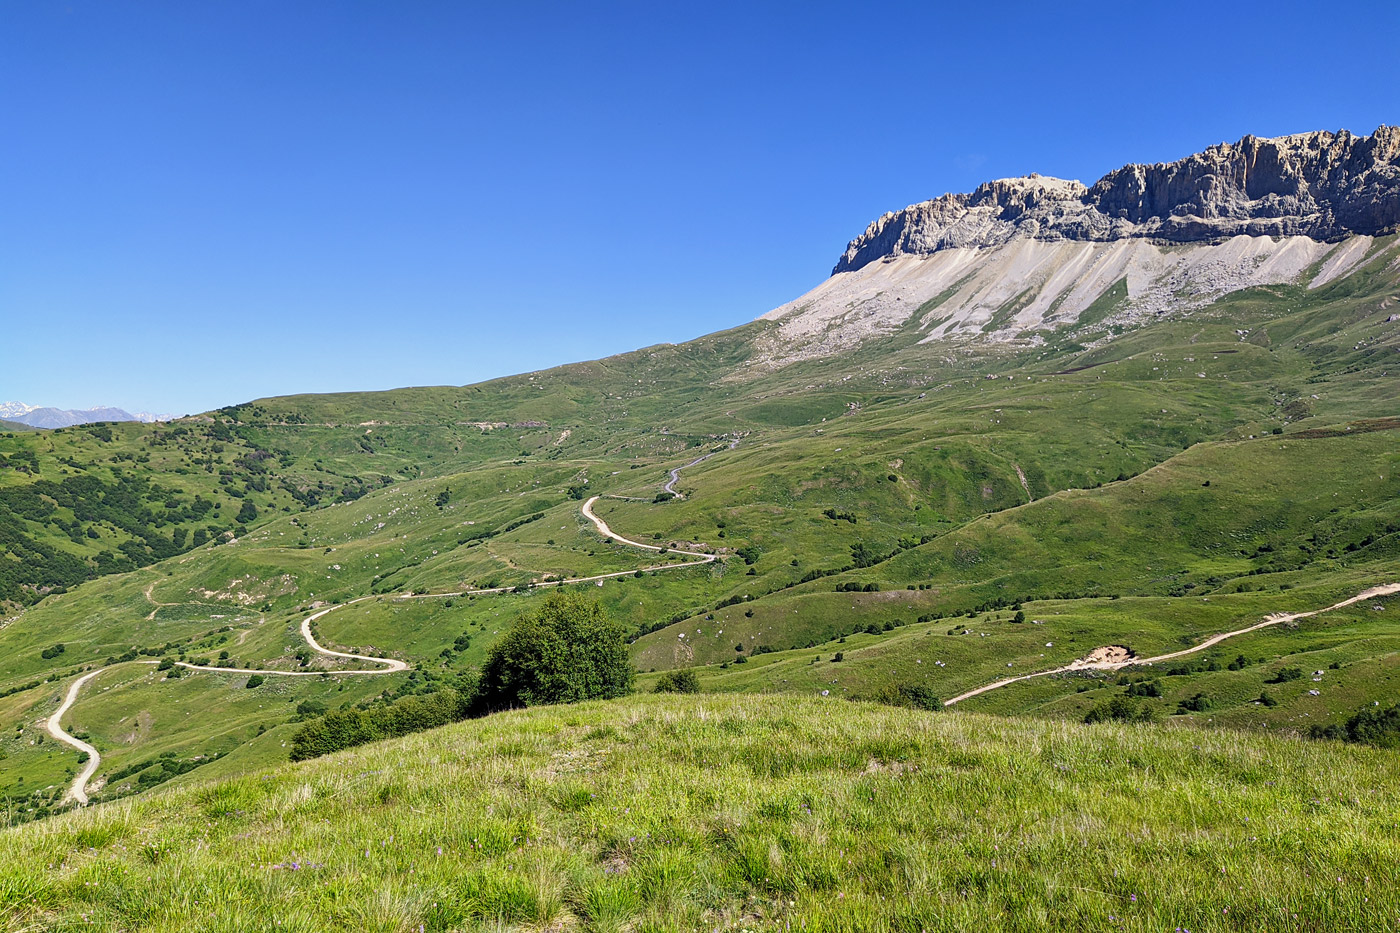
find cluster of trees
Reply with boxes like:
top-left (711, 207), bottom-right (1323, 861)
top-left (290, 591), bottom-right (636, 761)
top-left (0, 449), bottom-right (40, 474)
top-left (1084, 696), bottom-right (1159, 724)
top-left (0, 469), bottom-right (234, 603)
top-left (104, 751), bottom-right (224, 795)
top-left (290, 689), bottom-right (468, 761)
top-left (1309, 702), bottom-right (1400, 748)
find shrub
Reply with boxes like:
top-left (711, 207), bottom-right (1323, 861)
top-left (867, 683), bottom-right (941, 711)
top-left (1269, 667), bottom-right (1303, 683)
top-left (1309, 702), bottom-right (1400, 748)
top-left (290, 689), bottom-right (468, 761)
top-left (245, 675), bottom-right (265, 689)
top-left (40, 643), bottom-right (66, 660)
top-left (1176, 693), bottom-right (1213, 713)
top-left (1084, 696), bottom-right (1158, 724)
top-left (474, 591), bottom-right (634, 712)
top-left (653, 669), bottom-right (700, 694)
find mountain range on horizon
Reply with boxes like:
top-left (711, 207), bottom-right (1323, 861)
top-left (0, 401), bottom-right (176, 429)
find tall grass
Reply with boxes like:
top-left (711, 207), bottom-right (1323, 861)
top-left (2, 693), bottom-right (1397, 930)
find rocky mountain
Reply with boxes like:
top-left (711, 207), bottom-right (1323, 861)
top-left (756, 126), bottom-right (1400, 368)
top-left (834, 126), bottom-right (1400, 273)
top-left (0, 403), bottom-right (174, 429)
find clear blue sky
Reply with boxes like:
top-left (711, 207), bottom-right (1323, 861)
top-left (2, 1), bottom-right (1396, 415)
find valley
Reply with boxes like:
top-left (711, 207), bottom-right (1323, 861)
top-left (0, 122), bottom-right (1397, 930)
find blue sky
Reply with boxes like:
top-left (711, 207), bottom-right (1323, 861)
top-left (2, 1), bottom-right (1397, 415)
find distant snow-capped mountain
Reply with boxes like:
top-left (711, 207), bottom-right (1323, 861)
top-left (0, 402), bottom-right (176, 429)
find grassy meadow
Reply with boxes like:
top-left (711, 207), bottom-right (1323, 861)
top-left (3, 694), bottom-right (1399, 931)
top-left (0, 237), bottom-right (1395, 832)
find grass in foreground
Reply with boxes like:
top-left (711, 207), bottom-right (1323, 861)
top-left (2, 694), bottom-right (1397, 931)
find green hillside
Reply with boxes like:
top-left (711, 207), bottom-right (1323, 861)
top-left (0, 236), bottom-right (1396, 822)
top-left (3, 694), bottom-right (1398, 931)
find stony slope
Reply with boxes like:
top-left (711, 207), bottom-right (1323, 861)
top-left (757, 126), bottom-right (1400, 367)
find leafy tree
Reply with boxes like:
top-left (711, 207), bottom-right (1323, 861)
top-left (653, 669), bottom-right (701, 694)
top-left (236, 500), bottom-right (258, 524)
top-left (474, 591), bottom-right (634, 711)
top-left (245, 674), bottom-right (265, 689)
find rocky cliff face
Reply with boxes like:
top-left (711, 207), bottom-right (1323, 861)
top-left (835, 126), bottom-right (1400, 274)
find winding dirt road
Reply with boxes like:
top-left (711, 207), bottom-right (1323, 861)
top-left (663, 438), bottom-right (739, 496)
top-left (943, 583), bottom-right (1400, 707)
top-left (44, 668), bottom-right (117, 806)
top-left (45, 452), bottom-right (733, 805)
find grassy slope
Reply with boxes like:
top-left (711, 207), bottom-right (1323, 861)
top-left (0, 238), bottom-right (1396, 808)
top-left (3, 694), bottom-right (1398, 931)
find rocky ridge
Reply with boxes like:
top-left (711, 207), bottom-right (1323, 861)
top-left (750, 127), bottom-right (1400, 370)
top-left (835, 126), bottom-right (1400, 274)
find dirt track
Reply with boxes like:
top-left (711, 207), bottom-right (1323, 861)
top-left (47, 456), bottom-right (729, 805)
top-left (943, 583), bottom-right (1400, 706)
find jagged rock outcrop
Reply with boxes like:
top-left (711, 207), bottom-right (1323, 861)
top-left (835, 126), bottom-right (1400, 274)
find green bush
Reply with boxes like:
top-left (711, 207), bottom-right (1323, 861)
top-left (245, 675), bottom-right (265, 689)
top-left (1177, 693), bottom-right (1213, 713)
top-left (1084, 696), bottom-right (1158, 724)
top-left (866, 683), bottom-right (941, 711)
top-left (653, 669), bottom-right (701, 694)
top-left (290, 690), bottom-right (467, 761)
top-left (474, 591), bottom-right (634, 712)
top-left (1309, 702), bottom-right (1400, 748)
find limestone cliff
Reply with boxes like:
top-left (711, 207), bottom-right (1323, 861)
top-left (835, 127), bottom-right (1400, 274)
